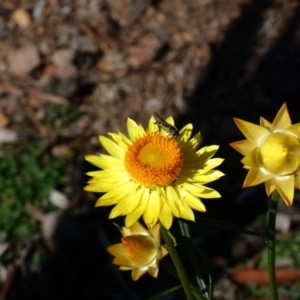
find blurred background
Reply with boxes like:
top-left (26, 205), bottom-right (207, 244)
top-left (1, 0), bottom-right (300, 299)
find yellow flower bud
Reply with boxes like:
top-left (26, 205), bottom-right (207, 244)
top-left (107, 222), bottom-right (168, 281)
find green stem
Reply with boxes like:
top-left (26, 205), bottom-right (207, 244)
top-left (160, 260), bottom-right (205, 300)
top-left (161, 225), bottom-right (195, 300)
top-left (267, 190), bottom-right (279, 300)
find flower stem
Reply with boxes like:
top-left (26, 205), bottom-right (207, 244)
top-left (161, 225), bottom-right (195, 300)
top-left (160, 260), bottom-right (206, 300)
top-left (267, 190), bottom-right (279, 300)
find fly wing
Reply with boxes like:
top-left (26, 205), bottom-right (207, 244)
top-left (154, 112), bottom-right (166, 123)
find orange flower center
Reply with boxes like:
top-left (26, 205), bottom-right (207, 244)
top-left (122, 235), bottom-right (158, 267)
top-left (124, 134), bottom-right (183, 187)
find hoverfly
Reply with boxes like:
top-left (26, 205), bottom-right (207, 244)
top-left (154, 112), bottom-right (179, 138)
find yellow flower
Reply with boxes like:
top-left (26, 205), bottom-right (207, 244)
top-left (107, 221), bottom-right (168, 281)
top-left (85, 115), bottom-right (224, 229)
top-left (231, 103), bottom-right (300, 206)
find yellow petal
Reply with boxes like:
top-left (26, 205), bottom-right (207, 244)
top-left (149, 223), bottom-right (161, 240)
top-left (98, 180), bottom-right (134, 199)
top-left (243, 168), bottom-right (272, 187)
top-left (108, 133), bottom-right (129, 151)
top-left (178, 202), bottom-right (195, 221)
top-left (99, 136), bottom-right (125, 159)
top-left (264, 179), bottom-right (276, 196)
top-left (233, 118), bottom-right (270, 146)
top-left (118, 131), bottom-right (133, 146)
top-left (165, 116), bottom-right (175, 126)
top-left (109, 188), bottom-right (145, 218)
top-left (180, 182), bottom-right (206, 197)
top-left (126, 188), bottom-right (150, 225)
top-left (159, 204), bottom-right (173, 229)
top-left (178, 189), bottom-right (206, 212)
top-left (125, 203), bottom-right (148, 228)
top-left (148, 115), bottom-right (159, 133)
top-left (84, 182), bottom-right (114, 193)
top-left (189, 132), bottom-right (202, 149)
top-left (143, 190), bottom-right (161, 228)
top-left (179, 123), bottom-right (193, 141)
top-left (95, 181), bottom-right (137, 206)
top-left (138, 124), bottom-right (146, 136)
top-left (260, 117), bottom-right (272, 129)
top-left (114, 259), bottom-right (135, 268)
top-left (85, 154), bottom-right (123, 169)
top-left (94, 195), bottom-right (119, 206)
top-left (108, 194), bottom-right (139, 218)
top-left (86, 170), bottom-right (129, 184)
top-left (204, 158), bottom-right (224, 170)
top-left (192, 170), bottom-right (225, 184)
top-left (132, 268), bottom-right (148, 281)
top-left (180, 149), bottom-right (196, 164)
top-left (108, 247), bottom-right (135, 268)
top-left (196, 145), bottom-right (219, 159)
top-left (127, 118), bottom-right (140, 141)
top-left (230, 139), bottom-right (254, 155)
top-left (163, 186), bottom-right (193, 221)
top-left (242, 148), bottom-right (261, 168)
top-left (124, 188), bottom-right (148, 228)
top-left (107, 243), bottom-right (124, 257)
top-left (195, 186), bottom-right (221, 198)
top-left (285, 123), bottom-right (300, 139)
top-left (122, 220), bottom-right (148, 236)
top-left (119, 266), bottom-right (132, 270)
top-left (164, 187), bottom-right (180, 218)
top-left (147, 267), bottom-right (159, 278)
top-left (107, 132), bottom-right (121, 142)
top-left (271, 103), bottom-right (291, 131)
top-left (272, 175), bottom-right (294, 207)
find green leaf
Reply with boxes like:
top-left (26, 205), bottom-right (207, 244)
top-left (178, 220), bottom-right (212, 299)
top-left (149, 285), bottom-right (182, 300)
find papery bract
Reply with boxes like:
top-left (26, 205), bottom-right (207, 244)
top-left (231, 103), bottom-right (300, 206)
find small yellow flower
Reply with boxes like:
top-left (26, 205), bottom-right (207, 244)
top-left (107, 221), bottom-right (168, 281)
top-left (85, 115), bottom-right (224, 229)
top-left (231, 103), bottom-right (300, 206)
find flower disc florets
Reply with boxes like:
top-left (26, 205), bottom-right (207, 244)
top-left (124, 134), bottom-right (183, 187)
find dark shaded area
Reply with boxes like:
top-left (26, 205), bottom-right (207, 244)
top-left (7, 209), bottom-right (182, 300)
top-left (180, 0), bottom-right (300, 289)
top-left (181, 0), bottom-right (300, 280)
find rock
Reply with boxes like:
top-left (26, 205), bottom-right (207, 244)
top-left (51, 49), bottom-right (77, 79)
top-left (49, 189), bottom-right (69, 209)
top-left (127, 35), bottom-right (162, 69)
top-left (0, 129), bottom-right (18, 143)
top-left (11, 8), bottom-right (31, 28)
top-left (8, 44), bottom-right (40, 76)
top-left (0, 110), bottom-right (9, 128)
